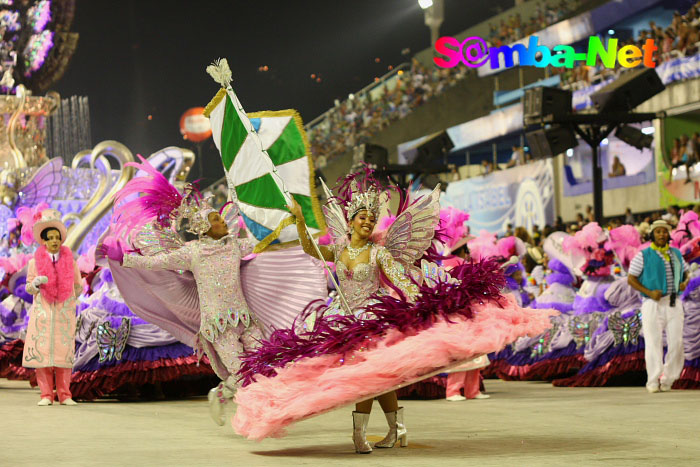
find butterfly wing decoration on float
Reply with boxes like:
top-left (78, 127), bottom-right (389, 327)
top-left (96, 317), bottom-right (132, 363)
top-left (15, 158), bottom-right (63, 209)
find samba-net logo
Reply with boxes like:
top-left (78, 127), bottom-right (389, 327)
top-left (434, 36), bottom-right (657, 69)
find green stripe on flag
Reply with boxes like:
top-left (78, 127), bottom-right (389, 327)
top-left (292, 193), bottom-right (319, 229)
top-left (266, 119), bottom-right (306, 166)
top-left (236, 173), bottom-right (289, 210)
top-left (220, 96), bottom-right (248, 171)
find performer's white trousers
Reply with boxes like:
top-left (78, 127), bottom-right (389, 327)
top-left (640, 295), bottom-right (684, 389)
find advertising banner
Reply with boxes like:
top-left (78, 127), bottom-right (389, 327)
top-left (442, 159), bottom-right (555, 234)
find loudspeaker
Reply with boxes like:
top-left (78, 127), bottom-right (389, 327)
top-left (615, 125), bottom-right (653, 150)
top-left (415, 131), bottom-right (454, 167)
top-left (526, 125), bottom-right (577, 158)
top-left (523, 87), bottom-right (572, 123)
top-left (353, 143), bottom-right (388, 168)
top-left (590, 68), bottom-right (665, 112)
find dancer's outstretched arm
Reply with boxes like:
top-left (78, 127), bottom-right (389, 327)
top-left (123, 243), bottom-right (193, 272)
top-left (287, 200), bottom-right (333, 262)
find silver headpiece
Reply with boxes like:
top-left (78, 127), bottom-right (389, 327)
top-left (346, 183), bottom-right (380, 220)
top-left (169, 187), bottom-right (215, 236)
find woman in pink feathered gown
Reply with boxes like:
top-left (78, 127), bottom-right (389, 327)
top-left (232, 170), bottom-right (557, 453)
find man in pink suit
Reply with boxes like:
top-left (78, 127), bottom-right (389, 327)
top-left (22, 209), bottom-right (82, 406)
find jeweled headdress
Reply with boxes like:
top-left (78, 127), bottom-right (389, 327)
top-left (333, 164), bottom-right (386, 221)
top-left (346, 183), bottom-right (380, 220)
top-left (169, 186), bottom-right (216, 236)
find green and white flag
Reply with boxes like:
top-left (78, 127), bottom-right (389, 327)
top-left (204, 60), bottom-right (324, 252)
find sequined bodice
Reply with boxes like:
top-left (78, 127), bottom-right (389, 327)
top-left (123, 235), bottom-right (255, 342)
top-left (335, 245), bottom-right (381, 312)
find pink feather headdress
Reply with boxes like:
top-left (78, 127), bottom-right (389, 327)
top-left (671, 210), bottom-right (700, 249)
top-left (467, 230), bottom-right (498, 261)
top-left (605, 225), bottom-right (641, 271)
top-left (562, 222), bottom-right (614, 276)
top-left (16, 202), bottom-right (49, 245)
top-left (112, 156), bottom-right (215, 239)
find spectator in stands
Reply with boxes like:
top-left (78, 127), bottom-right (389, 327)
top-left (663, 205), bottom-right (680, 226)
top-left (554, 216), bottom-right (566, 232)
top-left (531, 224), bottom-right (542, 246)
top-left (609, 156), bottom-right (627, 177)
top-left (505, 223), bottom-right (514, 237)
top-left (670, 137), bottom-right (682, 166)
top-left (542, 224), bottom-right (554, 241)
top-left (448, 165), bottom-right (461, 182)
top-left (585, 205), bottom-right (595, 223)
top-left (576, 213), bottom-right (585, 227)
top-left (481, 160), bottom-right (494, 175)
top-left (507, 145), bottom-right (525, 168)
top-left (680, 134), bottom-right (696, 183)
top-left (515, 226), bottom-right (532, 246)
top-left (625, 207), bottom-right (635, 225)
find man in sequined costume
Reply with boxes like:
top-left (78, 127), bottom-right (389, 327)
top-left (113, 208), bottom-right (263, 426)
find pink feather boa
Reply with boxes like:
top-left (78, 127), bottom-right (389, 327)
top-left (232, 295), bottom-right (557, 440)
top-left (35, 245), bottom-right (75, 304)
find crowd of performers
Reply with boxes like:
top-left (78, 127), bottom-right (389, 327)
top-left (0, 157), bottom-right (698, 453)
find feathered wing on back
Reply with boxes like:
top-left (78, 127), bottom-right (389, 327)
top-left (384, 186), bottom-right (441, 281)
top-left (320, 179), bottom-right (349, 252)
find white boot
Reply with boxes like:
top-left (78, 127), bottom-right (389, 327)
top-left (374, 407), bottom-right (408, 448)
top-left (352, 411), bottom-right (372, 454)
top-left (37, 398), bottom-right (52, 406)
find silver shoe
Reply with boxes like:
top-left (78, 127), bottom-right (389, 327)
top-left (374, 407), bottom-right (408, 448)
top-left (352, 411), bottom-right (372, 454)
top-left (208, 382), bottom-right (234, 426)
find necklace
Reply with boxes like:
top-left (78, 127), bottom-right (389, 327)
top-left (347, 242), bottom-right (371, 260)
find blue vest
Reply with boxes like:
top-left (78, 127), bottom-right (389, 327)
top-left (638, 247), bottom-right (683, 297)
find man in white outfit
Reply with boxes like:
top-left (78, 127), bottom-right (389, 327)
top-left (628, 220), bottom-right (689, 393)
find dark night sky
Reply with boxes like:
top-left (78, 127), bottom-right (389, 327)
top-left (52, 0), bottom-right (507, 184)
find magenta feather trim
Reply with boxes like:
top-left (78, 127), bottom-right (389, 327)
top-left (111, 155), bottom-right (184, 238)
top-left (237, 259), bottom-right (507, 387)
top-left (233, 294), bottom-right (558, 440)
top-left (332, 164), bottom-right (390, 214)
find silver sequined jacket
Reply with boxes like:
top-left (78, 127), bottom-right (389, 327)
top-left (123, 234), bottom-right (255, 343)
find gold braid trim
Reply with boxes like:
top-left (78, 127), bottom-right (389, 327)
top-left (252, 215), bottom-right (296, 253)
top-left (203, 88), bottom-right (227, 118)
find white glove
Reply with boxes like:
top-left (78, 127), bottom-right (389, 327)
top-left (31, 276), bottom-right (48, 289)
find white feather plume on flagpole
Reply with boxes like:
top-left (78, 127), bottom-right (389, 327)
top-left (206, 58), bottom-right (232, 88)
